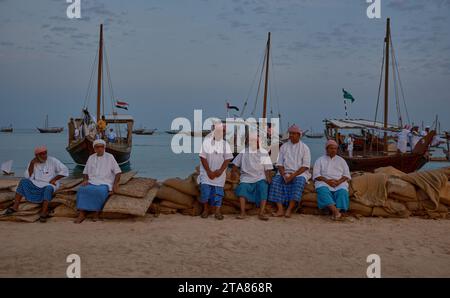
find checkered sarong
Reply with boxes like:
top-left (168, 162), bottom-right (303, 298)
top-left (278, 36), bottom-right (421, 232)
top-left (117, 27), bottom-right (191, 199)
top-left (268, 175), bottom-right (306, 206)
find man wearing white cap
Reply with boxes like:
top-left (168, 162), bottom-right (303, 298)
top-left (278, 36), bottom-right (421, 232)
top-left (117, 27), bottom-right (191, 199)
top-left (75, 139), bottom-right (121, 223)
top-left (397, 125), bottom-right (411, 153)
top-left (5, 146), bottom-right (68, 222)
top-left (313, 140), bottom-right (351, 221)
top-left (268, 124), bottom-right (311, 218)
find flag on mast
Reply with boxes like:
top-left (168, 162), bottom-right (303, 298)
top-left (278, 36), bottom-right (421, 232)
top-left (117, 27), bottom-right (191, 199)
top-left (115, 101), bottom-right (129, 110)
top-left (226, 102), bottom-right (239, 111)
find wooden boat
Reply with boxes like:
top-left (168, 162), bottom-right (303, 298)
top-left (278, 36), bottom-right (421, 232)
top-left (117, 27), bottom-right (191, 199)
top-left (165, 129), bottom-right (180, 134)
top-left (0, 125), bottom-right (13, 133)
top-left (134, 128), bottom-right (157, 135)
top-left (324, 19), bottom-right (434, 173)
top-left (304, 127), bottom-right (324, 139)
top-left (37, 115), bottom-right (63, 133)
top-left (66, 24), bottom-right (133, 166)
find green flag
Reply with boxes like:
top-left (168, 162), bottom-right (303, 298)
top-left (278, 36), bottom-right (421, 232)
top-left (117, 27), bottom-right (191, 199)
top-left (342, 89), bottom-right (355, 103)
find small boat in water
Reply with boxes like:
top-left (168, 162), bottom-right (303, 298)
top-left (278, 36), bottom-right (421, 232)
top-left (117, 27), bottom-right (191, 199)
top-left (66, 24), bottom-right (133, 166)
top-left (304, 127), bottom-right (324, 139)
top-left (133, 128), bottom-right (157, 135)
top-left (0, 124), bottom-right (13, 133)
top-left (165, 129), bottom-right (180, 135)
top-left (37, 115), bottom-right (63, 133)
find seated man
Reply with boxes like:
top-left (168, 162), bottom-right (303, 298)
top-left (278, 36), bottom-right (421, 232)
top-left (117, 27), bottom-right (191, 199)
top-left (75, 139), bottom-right (121, 223)
top-left (231, 133), bottom-right (273, 220)
top-left (6, 146), bottom-right (69, 222)
top-left (313, 140), bottom-right (351, 221)
top-left (107, 128), bottom-right (117, 143)
top-left (268, 124), bottom-right (311, 218)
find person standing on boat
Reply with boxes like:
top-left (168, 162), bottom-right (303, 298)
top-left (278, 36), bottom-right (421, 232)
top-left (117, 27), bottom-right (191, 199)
top-left (410, 126), bottom-right (421, 151)
top-left (345, 135), bottom-right (354, 158)
top-left (5, 146), bottom-right (69, 222)
top-left (107, 128), bottom-right (117, 143)
top-left (268, 124), bottom-right (311, 218)
top-left (75, 139), bottom-right (121, 224)
top-left (97, 115), bottom-right (107, 139)
top-left (397, 125), bottom-right (410, 153)
top-left (198, 121), bottom-right (233, 220)
top-left (231, 133), bottom-right (273, 220)
top-left (313, 140), bottom-right (351, 221)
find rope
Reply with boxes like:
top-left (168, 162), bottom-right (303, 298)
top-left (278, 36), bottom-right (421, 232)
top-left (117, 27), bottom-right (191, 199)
top-left (269, 46), bottom-right (283, 131)
top-left (251, 49), bottom-right (266, 116)
top-left (391, 38), bottom-right (411, 125)
top-left (391, 39), bottom-right (402, 127)
top-left (104, 43), bottom-right (122, 140)
top-left (83, 46), bottom-right (99, 110)
top-left (374, 43), bottom-right (385, 125)
top-left (240, 47), bottom-right (266, 118)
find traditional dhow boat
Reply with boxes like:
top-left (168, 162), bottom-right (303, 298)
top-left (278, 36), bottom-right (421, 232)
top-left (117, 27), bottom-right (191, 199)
top-left (324, 19), bottom-right (434, 173)
top-left (37, 115), bottom-right (63, 133)
top-left (66, 24), bottom-right (133, 166)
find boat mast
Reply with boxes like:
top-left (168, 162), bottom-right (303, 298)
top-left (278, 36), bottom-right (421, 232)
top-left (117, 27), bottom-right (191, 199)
top-left (383, 18), bottom-right (390, 152)
top-left (96, 24), bottom-right (103, 122)
top-left (262, 32), bottom-right (271, 120)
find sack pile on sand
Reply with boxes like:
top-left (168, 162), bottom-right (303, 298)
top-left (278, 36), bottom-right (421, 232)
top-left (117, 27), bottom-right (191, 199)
top-left (0, 171), bottom-right (159, 222)
top-left (1, 166), bottom-right (449, 222)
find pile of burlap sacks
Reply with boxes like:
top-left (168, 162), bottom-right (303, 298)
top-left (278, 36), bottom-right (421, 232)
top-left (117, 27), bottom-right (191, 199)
top-left (154, 166), bottom-right (450, 219)
top-left (0, 171), bottom-right (158, 223)
top-left (1, 166), bottom-right (449, 222)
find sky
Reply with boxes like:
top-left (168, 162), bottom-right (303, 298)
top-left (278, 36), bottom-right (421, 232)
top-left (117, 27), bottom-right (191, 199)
top-left (0, 0), bottom-right (449, 132)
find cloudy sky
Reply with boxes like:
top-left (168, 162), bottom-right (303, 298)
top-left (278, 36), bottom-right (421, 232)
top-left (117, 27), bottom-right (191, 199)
top-left (0, 0), bottom-right (449, 131)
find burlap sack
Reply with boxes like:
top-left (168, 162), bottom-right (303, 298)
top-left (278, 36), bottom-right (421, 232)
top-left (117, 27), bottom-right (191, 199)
top-left (302, 192), bottom-right (317, 203)
top-left (0, 191), bottom-right (15, 203)
top-left (349, 201), bottom-right (373, 217)
top-left (58, 177), bottom-right (83, 190)
top-left (18, 202), bottom-right (41, 211)
top-left (301, 201), bottom-right (318, 208)
top-left (103, 187), bottom-right (158, 216)
top-left (374, 166), bottom-right (406, 178)
top-left (220, 204), bottom-right (239, 215)
top-left (387, 177), bottom-right (417, 202)
top-left (51, 194), bottom-right (77, 210)
top-left (224, 190), bottom-right (239, 202)
top-left (156, 185), bottom-right (194, 208)
top-left (351, 173), bottom-right (387, 207)
top-left (404, 201), bottom-right (420, 211)
top-left (300, 207), bottom-right (321, 215)
top-left (0, 214), bottom-right (40, 223)
top-left (303, 181), bottom-right (315, 194)
top-left (0, 200), bottom-right (13, 210)
top-left (180, 200), bottom-right (202, 216)
top-left (440, 182), bottom-right (450, 206)
top-left (50, 205), bottom-right (78, 218)
top-left (115, 178), bottom-right (156, 198)
top-left (372, 200), bottom-right (410, 218)
top-left (160, 200), bottom-right (189, 210)
top-left (119, 171), bottom-right (138, 185)
top-left (159, 206), bottom-right (177, 214)
top-left (0, 179), bottom-right (20, 190)
top-left (163, 176), bottom-right (199, 197)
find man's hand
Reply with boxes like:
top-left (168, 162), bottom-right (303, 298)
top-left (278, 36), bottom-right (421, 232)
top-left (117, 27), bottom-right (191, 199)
top-left (266, 175), bottom-right (272, 185)
top-left (326, 179), bottom-right (338, 188)
top-left (206, 170), bottom-right (216, 180)
top-left (49, 179), bottom-right (57, 186)
top-left (213, 169), bottom-right (223, 178)
top-left (81, 180), bottom-right (89, 186)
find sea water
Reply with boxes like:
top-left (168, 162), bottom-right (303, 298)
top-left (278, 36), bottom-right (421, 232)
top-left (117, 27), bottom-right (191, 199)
top-left (0, 129), bottom-right (448, 180)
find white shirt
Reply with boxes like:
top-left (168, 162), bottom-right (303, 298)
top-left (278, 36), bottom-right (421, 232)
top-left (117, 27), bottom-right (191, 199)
top-left (397, 129), bottom-right (409, 153)
top-left (313, 155), bottom-right (351, 191)
top-left (83, 152), bottom-right (122, 191)
top-left (24, 156), bottom-right (69, 191)
top-left (276, 140), bottom-right (311, 180)
top-left (233, 147), bottom-right (273, 183)
top-left (345, 137), bottom-right (354, 150)
top-left (107, 131), bottom-right (117, 140)
top-left (198, 135), bottom-right (233, 187)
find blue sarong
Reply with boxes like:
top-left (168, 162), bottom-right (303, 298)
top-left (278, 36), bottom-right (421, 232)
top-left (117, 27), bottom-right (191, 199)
top-left (199, 184), bottom-right (224, 207)
top-left (76, 184), bottom-right (110, 212)
top-left (235, 180), bottom-right (268, 207)
top-left (16, 178), bottom-right (54, 203)
top-left (316, 186), bottom-right (349, 211)
top-left (268, 175), bottom-right (306, 206)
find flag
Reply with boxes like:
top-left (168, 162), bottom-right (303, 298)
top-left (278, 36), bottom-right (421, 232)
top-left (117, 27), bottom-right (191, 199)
top-left (342, 89), bottom-right (355, 103)
top-left (227, 102), bottom-right (239, 111)
top-left (115, 101), bottom-right (129, 110)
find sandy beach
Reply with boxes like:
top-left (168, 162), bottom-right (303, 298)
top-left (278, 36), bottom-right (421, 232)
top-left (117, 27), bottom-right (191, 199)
top-left (1, 214), bottom-right (450, 278)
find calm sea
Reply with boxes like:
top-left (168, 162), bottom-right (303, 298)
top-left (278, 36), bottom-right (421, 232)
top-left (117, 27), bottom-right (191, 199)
top-left (0, 129), bottom-right (448, 180)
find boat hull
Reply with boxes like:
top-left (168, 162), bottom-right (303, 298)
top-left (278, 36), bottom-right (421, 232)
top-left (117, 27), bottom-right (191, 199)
top-left (37, 127), bottom-right (64, 133)
top-left (66, 137), bottom-right (131, 166)
top-left (342, 153), bottom-right (428, 173)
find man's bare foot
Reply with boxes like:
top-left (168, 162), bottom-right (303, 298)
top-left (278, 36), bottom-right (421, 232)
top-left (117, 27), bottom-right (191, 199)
top-left (201, 211), bottom-right (209, 218)
top-left (236, 213), bottom-right (246, 219)
top-left (215, 212), bottom-right (224, 220)
top-left (285, 209), bottom-right (293, 218)
top-left (258, 213), bottom-right (269, 221)
top-left (74, 214), bottom-right (86, 224)
top-left (272, 210), bottom-right (284, 217)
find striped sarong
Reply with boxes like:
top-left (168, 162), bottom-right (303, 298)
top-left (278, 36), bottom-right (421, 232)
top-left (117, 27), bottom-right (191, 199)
top-left (268, 175), bottom-right (306, 206)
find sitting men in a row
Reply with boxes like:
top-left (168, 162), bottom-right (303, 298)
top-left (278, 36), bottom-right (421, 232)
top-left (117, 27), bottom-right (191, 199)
top-left (198, 123), bottom-right (351, 221)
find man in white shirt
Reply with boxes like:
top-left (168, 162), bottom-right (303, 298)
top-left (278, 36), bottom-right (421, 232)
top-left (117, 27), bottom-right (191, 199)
top-left (198, 121), bottom-right (233, 220)
top-left (345, 135), bottom-right (354, 158)
top-left (268, 124), bottom-right (311, 218)
top-left (313, 140), bottom-right (351, 221)
top-left (231, 133), bottom-right (273, 220)
top-left (107, 128), bottom-right (117, 143)
top-left (75, 139), bottom-right (122, 223)
top-left (6, 146), bottom-right (69, 222)
top-left (397, 125), bottom-right (410, 153)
